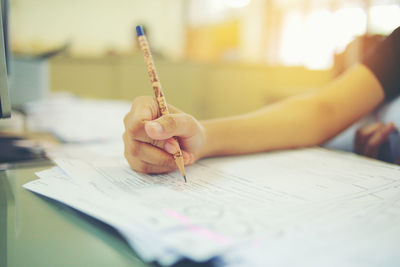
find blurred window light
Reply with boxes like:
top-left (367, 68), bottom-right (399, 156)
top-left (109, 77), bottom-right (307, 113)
top-left (302, 9), bottom-right (335, 69)
top-left (188, 0), bottom-right (227, 25)
top-left (279, 6), bottom-right (367, 69)
top-left (224, 0), bottom-right (251, 9)
top-left (185, 0), bottom-right (251, 26)
top-left (369, 4), bottom-right (400, 34)
top-left (332, 8), bottom-right (367, 52)
top-left (279, 10), bottom-right (303, 66)
top-left (189, 0), bottom-right (250, 26)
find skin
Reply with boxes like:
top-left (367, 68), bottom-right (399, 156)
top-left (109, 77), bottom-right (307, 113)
top-left (354, 122), bottom-right (397, 158)
top-left (123, 63), bottom-right (386, 174)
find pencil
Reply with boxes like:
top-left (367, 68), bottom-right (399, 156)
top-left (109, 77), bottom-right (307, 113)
top-left (136, 25), bottom-right (186, 182)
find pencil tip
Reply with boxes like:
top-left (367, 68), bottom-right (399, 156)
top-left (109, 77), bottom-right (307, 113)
top-left (183, 175), bottom-right (187, 183)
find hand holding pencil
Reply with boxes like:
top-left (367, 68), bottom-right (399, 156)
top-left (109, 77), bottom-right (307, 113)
top-left (122, 96), bottom-right (204, 175)
top-left (122, 26), bottom-right (205, 177)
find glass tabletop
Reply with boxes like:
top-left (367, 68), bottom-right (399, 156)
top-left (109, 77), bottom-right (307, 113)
top-left (0, 161), bottom-right (148, 267)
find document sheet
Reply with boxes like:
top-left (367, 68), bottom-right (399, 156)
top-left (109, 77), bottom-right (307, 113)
top-left (23, 148), bottom-right (400, 266)
top-left (24, 94), bottom-right (130, 143)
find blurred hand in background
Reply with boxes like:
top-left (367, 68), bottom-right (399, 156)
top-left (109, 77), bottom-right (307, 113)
top-left (354, 122), bottom-right (397, 159)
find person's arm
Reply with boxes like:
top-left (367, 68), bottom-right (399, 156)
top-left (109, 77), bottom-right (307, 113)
top-left (349, 27), bottom-right (400, 162)
top-left (123, 63), bottom-right (384, 174)
top-left (124, 27), bottom-right (399, 174)
top-left (198, 63), bottom-right (384, 158)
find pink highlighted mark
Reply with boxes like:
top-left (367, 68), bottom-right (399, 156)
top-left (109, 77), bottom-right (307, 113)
top-left (164, 209), bottom-right (230, 246)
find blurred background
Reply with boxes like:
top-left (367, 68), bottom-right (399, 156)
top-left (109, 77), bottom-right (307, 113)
top-left (8, 0), bottom-right (400, 119)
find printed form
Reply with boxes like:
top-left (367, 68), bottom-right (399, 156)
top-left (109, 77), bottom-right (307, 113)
top-left (23, 148), bottom-right (400, 265)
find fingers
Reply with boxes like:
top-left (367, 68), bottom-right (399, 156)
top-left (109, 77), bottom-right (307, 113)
top-left (128, 96), bottom-right (160, 123)
top-left (354, 122), bottom-right (385, 154)
top-left (123, 132), bottom-right (175, 173)
top-left (354, 122), bottom-right (396, 158)
top-left (123, 96), bottom-right (200, 174)
top-left (167, 104), bottom-right (183, 114)
top-left (123, 132), bottom-right (194, 174)
top-left (144, 113), bottom-right (199, 140)
top-left (126, 137), bottom-right (175, 165)
top-left (359, 123), bottom-right (385, 136)
top-left (123, 96), bottom-right (159, 143)
top-left (181, 150), bottom-right (196, 166)
top-left (355, 122), bottom-right (384, 148)
top-left (363, 123), bottom-right (396, 158)
top-left (124, 96), bottom-right (186, 144)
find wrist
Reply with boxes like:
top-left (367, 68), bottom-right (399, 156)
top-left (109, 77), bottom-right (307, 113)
top-left (196, 119), bottom-right (227, 160)
top-left (195, 120), bottom-right (214, 160)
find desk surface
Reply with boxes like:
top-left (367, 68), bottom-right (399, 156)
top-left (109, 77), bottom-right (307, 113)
top-left (0, 161), bottom-right (148, 267)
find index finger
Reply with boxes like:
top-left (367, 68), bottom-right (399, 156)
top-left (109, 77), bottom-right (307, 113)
top-left (364, 123), bottom-right (396, 158)
top-left (130, 96), bottom-right (160, 121)
top-left (124, 96), bottom-right (160, 142)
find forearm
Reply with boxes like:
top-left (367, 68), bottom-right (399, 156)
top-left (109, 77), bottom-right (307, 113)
top-left (199, 94), bottom-right (325, 158)
top-left (198, 64), bottom-right (385, 159)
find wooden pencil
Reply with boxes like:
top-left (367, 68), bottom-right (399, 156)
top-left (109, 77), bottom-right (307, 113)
top-left (136, 25), bottom-right (186, 182)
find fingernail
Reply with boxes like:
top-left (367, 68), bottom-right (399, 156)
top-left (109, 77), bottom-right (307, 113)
top-left (146, 121), bottom-right (163, 134)
top-left (182, 150), bottom-right (190, 165)
top-left (188, 153), bottom-right (195, 165)
top-left (164, 141), bottom-right (177, 154)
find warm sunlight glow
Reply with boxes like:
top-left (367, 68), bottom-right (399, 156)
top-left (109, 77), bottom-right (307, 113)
top-left (369, 4), bottom-right (400, 34)
top-left (224, 0), bottom-right (251, 9)
top-left (332, 8), bottom-right (366, 53)
top-left (279, 7), bottom-right (367, 69)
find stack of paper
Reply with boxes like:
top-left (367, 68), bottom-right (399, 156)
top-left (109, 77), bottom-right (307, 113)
top-left (24, 94), bottom-right (131, 143)
top-left (23, 148), bottom-right (400, 266)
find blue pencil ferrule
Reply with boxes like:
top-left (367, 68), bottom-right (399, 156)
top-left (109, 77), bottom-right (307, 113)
top-left (136, 25), bottom-right (145, 37)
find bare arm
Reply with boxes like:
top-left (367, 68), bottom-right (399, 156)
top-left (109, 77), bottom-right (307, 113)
top-left (199, 64), bottom-right (384, 158)
top-left (123, 63), bottom-right (385, 173)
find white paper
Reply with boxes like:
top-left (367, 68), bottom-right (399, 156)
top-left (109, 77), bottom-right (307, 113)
top-left (23, 148), bottom-right (400, 266)
top-left (24, 94), bottom-right (131, 143)
top-left (46, 140), bottom-right (126, 165)
top-left (28, 167), bottom-right (182, 264)
top-left (219, 190), bottom-right (400, 267)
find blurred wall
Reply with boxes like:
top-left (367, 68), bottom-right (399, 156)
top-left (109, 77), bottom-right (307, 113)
top-left (10, 0), bottom-right (336, 120)
top-left (49, 55), bottom-right (333, 119)
top-left (10, 0), bottom-right (186, 58)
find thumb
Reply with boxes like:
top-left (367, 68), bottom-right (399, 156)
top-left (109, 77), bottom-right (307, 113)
top-left (144, 113), bottom-right (198, 140)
